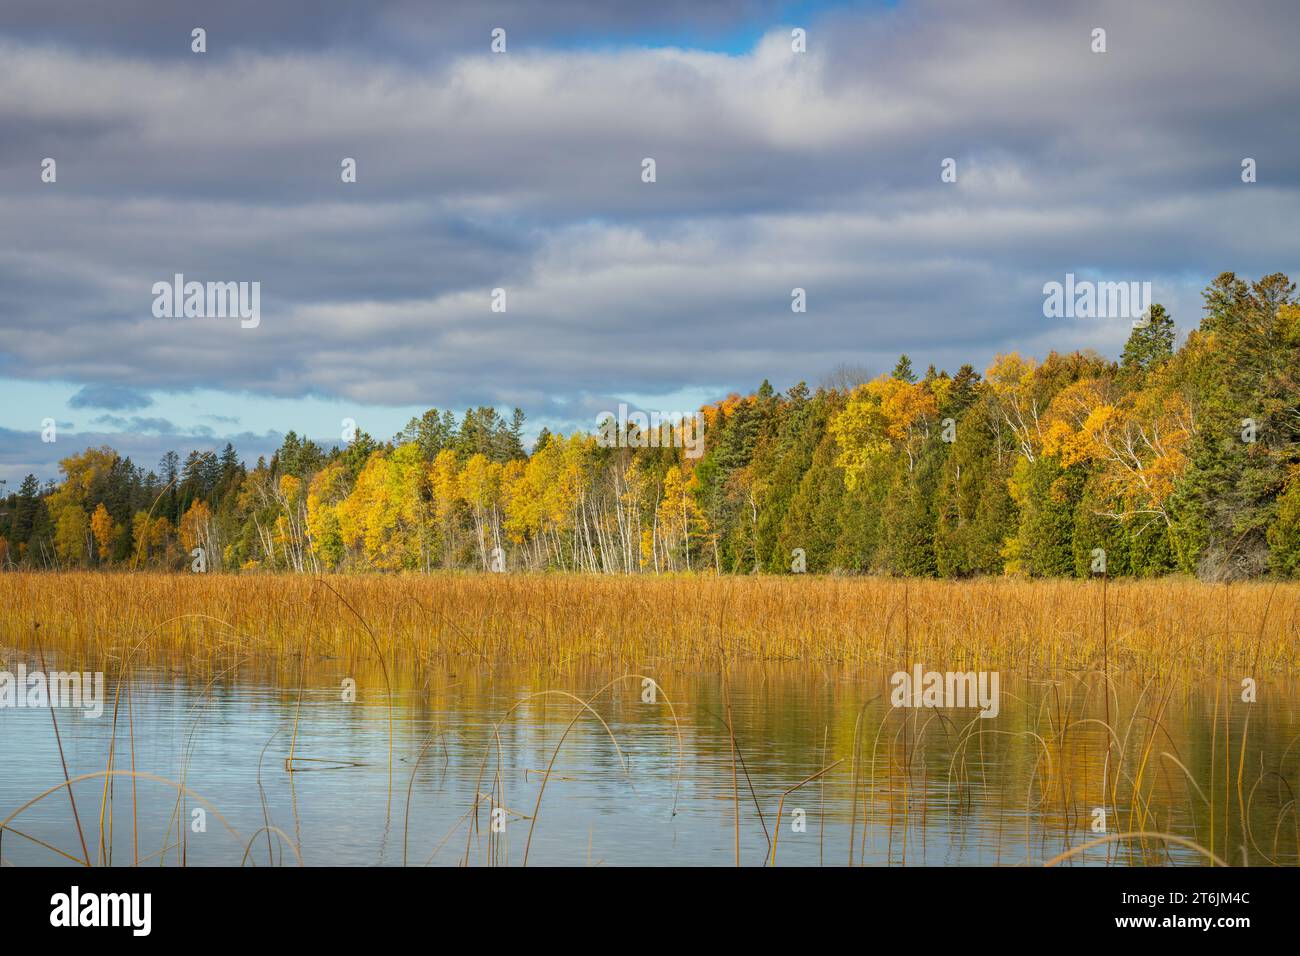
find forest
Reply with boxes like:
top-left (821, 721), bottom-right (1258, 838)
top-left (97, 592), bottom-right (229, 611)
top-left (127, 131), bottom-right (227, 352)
top-left (3, 272), bottom-right (1298, 581)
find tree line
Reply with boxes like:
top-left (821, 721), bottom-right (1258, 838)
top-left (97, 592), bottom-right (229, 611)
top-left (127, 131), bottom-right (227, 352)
top-left (3, 272), bottom-right (1297, 580)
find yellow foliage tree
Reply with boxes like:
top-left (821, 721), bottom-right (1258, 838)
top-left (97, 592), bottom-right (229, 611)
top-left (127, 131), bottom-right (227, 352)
top-left (90, 502), bottom-right (118, 563)
top-left (830, 375), bottom-right (939, 486)
top-left (53, 505), bottom-right (89, 565)
top-left (179, 499), bottom-right (216, 568)
top-left (655, 465), bottom-right (708, 571)
top-left (306, 462), bottom-right (349, 569)
top-left (338, 444), bottom-right (430, 570)
top-left (458, 453), bottom-right (504, 569)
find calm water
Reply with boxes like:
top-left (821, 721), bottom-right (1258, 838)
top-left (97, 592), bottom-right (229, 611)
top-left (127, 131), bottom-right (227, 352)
top-left (2, 655), bottom-right (1297, 866)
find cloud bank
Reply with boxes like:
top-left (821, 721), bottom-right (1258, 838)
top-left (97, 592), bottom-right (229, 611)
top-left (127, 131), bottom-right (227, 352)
top-left (1, 0), bottom-right (1297, 482)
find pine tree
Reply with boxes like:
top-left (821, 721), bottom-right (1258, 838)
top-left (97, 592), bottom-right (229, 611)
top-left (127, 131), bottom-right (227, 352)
top-left (1120, 303), bottom-right (1175, 376)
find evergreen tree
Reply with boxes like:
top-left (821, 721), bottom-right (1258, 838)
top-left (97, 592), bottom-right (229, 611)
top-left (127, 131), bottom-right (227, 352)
top-left (1120, 303), bottom-right (1175, 376)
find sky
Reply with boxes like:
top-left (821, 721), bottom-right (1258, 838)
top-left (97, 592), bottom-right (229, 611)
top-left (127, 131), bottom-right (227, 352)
top-left (2, 0), bottom-right (1298, 486)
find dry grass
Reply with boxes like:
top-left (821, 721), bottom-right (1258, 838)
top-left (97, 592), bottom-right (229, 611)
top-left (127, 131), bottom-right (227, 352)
top-left (3, 572), bottom-right (1298, 867)
top-left (0, 571), bottom-right (1296, 678)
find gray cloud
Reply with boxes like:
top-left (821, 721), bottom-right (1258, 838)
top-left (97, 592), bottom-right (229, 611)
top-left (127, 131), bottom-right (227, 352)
top-left (0, 425), bottom-right (291, 485)
top-left (0, 0), bottom-right (789, 59)
top-left (1, 0), bottom-right (1297, 446)
top-left (89, 415), bottom-right (177, 433)
top-left (68, 383), bottom-right (154, 410)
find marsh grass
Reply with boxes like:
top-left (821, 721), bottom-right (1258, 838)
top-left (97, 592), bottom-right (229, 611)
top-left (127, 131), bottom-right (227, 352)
top-left (1, 572), bottom-right (1296, 676)
top-left (1, 571), bottom-right (1297, 867)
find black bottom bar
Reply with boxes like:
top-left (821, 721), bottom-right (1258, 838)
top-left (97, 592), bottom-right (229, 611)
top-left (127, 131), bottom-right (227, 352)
top-left (2, 865), bottom-right (1282, 941)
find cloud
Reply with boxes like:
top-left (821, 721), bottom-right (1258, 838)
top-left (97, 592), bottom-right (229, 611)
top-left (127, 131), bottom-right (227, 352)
top-left (68, 383), bottom-right (154, 411)
top-left (0, 0), bottom-right (1297, 447)
top-left (89, 415), bottom-right (177, 433)
top-left (0, 425), bottom-right (291, 485)
top-left (0, 0), bottom-right (791, 59)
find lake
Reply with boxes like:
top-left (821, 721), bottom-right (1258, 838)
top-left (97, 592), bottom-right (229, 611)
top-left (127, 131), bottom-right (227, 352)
top-left (3, 656), bottom-right (1294, 866)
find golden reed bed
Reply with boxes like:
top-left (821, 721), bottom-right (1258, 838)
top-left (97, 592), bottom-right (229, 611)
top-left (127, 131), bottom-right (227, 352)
top-left (2, 571), bottom-right (1298, 868)
top-left (0, 572), bottom-right (1295, 677)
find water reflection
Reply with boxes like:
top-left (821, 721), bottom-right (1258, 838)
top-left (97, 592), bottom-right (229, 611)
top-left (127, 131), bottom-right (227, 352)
top-left (2, 659), bottom-right (1296, 866)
